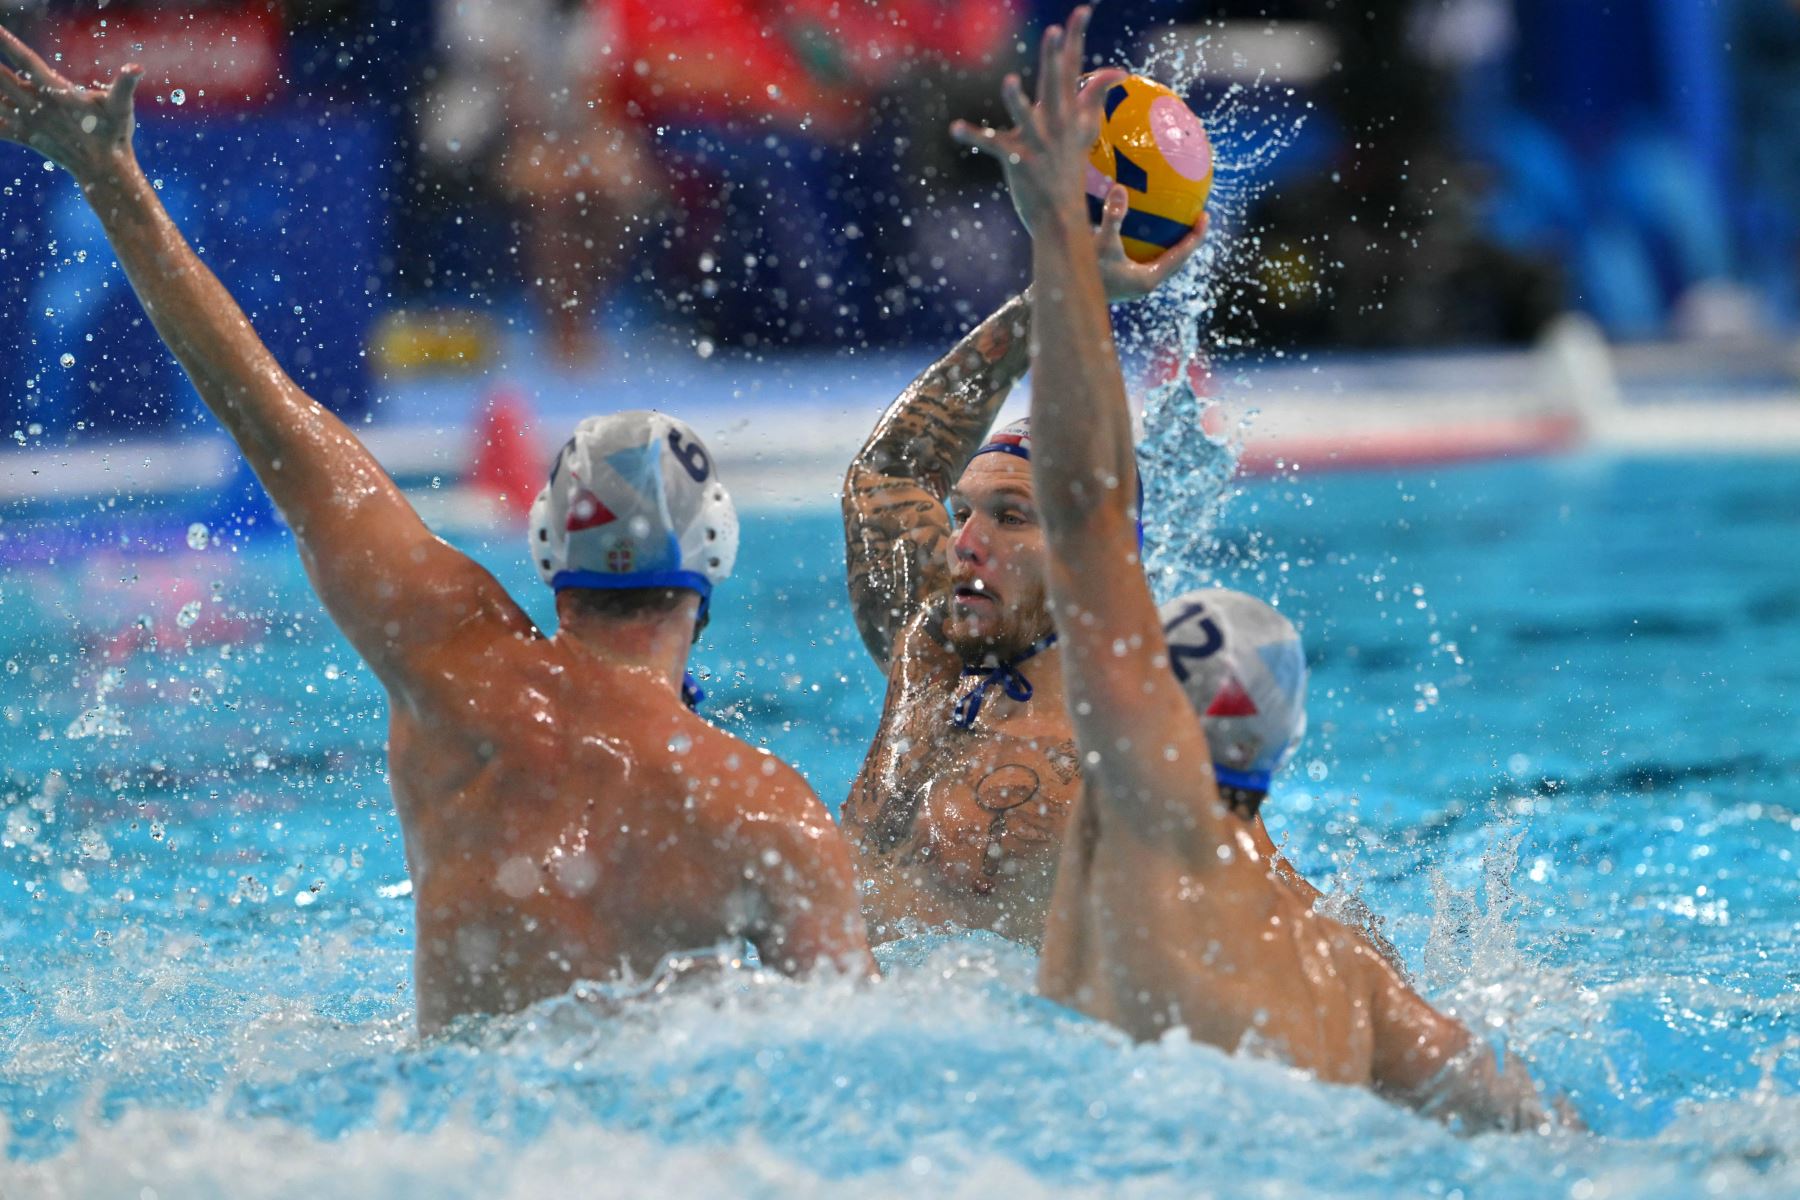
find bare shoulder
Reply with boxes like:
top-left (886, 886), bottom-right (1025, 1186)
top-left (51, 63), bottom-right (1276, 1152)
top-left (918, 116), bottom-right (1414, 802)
top-left (682, 723), bottom-right (835, 834)
top-left (373, 545), bottom-right (541, 696)
top-left (1301, 905), bottom-right (1396, 990)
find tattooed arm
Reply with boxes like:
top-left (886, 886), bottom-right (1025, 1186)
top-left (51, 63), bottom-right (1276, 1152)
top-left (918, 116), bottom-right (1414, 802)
top-left (844, 60), bottom-right (1207, 671)
top-left (841, 239), bottom-right (1203, 669)
top-left (841, 292), bottom-right (1033, 669)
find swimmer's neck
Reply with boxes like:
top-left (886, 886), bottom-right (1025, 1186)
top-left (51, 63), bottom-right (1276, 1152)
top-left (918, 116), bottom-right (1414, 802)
top-left (552, 594), bottom-right (700, 693)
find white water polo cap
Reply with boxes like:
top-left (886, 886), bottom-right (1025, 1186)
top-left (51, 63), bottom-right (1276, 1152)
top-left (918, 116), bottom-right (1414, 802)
top-left (1157, 589), bottom-right (1308, 793)
top-left (528, 412), bottom-right (739, 612)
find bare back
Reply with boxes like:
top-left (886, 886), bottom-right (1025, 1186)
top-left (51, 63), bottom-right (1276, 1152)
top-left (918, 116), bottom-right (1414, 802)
top-left (387, 592), bottom-right (870, 1034)
top-left (0, 40), bottom-right (873, 1039)
top-left (1040, 788), bottom-right (1382, 1083)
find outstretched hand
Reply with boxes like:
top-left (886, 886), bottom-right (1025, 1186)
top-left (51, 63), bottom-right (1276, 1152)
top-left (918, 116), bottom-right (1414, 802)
top-left (951, 7), bottom-right (1118, 234)
top-left (0, 26), bottom-right (142, 179)
top-left (950, 7), bottom-right (1205, 302)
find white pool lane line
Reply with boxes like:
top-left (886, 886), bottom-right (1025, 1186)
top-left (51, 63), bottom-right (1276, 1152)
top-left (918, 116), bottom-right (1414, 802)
top-left (5, 336), bottom-right (1799, 512)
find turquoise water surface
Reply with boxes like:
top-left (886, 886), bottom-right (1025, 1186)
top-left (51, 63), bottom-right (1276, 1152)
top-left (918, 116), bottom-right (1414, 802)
top-left (1, 453), bottom-right (1797, 1197)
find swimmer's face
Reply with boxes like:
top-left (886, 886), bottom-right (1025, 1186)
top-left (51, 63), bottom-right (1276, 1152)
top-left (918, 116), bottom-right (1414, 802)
top-left (944, 453), bottom-right (1053, 661)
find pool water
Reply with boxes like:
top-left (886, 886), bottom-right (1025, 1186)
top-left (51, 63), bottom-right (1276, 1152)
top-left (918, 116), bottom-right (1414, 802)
top-left (2, 454), bottom-right (1797, 1197)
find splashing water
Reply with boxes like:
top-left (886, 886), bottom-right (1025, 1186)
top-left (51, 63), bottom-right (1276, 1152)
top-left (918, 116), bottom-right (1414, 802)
top-left (1137, 375), bottom-right (1239, 600)
top-left (64, 667), bottom-right (130, 740)
top-left (1110, 32), bottom-right (1310, 601)
top-left (1, 467), bottom-right (1798, 1193)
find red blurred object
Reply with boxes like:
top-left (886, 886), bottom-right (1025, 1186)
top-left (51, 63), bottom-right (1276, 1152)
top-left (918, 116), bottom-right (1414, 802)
top-left (467, 387), bottom-right (544, 520)
top-left (44, 8), bottom-right (286, 111)
top-left (1211, 407), bottom-right (1584, 476)
top-left (612, 0), bottom-right (1018, 132)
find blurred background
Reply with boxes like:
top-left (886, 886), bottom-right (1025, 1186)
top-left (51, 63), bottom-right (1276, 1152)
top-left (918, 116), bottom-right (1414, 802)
top-left (0, 0), bottom-right (1798, 507)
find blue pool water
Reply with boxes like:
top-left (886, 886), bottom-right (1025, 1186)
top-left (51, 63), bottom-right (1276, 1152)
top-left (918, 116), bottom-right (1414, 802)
top-left (2, 453), bottom-right (1797, 1197)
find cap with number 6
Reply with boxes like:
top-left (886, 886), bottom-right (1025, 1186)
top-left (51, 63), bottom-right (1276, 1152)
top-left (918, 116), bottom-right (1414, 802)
top-left (528, 411), bottom-right (739, 615)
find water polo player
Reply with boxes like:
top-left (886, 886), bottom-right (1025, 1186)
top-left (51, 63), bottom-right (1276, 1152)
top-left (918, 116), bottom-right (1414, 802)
top-left (838, 208), bottom-right (1206, 946)
top-left (835, 35), bottom-right (1317, 948)
top-left (0, 31), bottom-right (872, 1035)
top-left (967, 8), bottom-right (1554, 1129)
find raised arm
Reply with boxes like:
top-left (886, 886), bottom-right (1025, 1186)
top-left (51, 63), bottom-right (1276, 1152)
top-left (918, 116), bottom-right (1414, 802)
top-left (0, 33), bottom-right (517, 692)
top-left (843, 158), bottom-right (1202, 673)
top-left (953, 11), bottom-right (1220, 851)
top-left (841, 292), bottom-right (1033, 668)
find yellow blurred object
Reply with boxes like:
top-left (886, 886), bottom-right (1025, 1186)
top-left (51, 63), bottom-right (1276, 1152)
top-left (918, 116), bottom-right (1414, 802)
top-left (1085, 75), bottom-right (1213, 262)
top-left (371, 310), bottom-right (498, 374)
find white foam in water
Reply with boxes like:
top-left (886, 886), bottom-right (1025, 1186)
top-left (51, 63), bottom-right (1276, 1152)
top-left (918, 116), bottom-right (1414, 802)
top-left (0, 1110), bottom-right (1171, 1200)
top-left (9, 931), bottom-right (1800, 1200)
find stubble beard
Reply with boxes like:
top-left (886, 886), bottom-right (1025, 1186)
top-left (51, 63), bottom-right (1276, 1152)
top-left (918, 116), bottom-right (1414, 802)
top-left (944, 601), bottom-right (1055, 667)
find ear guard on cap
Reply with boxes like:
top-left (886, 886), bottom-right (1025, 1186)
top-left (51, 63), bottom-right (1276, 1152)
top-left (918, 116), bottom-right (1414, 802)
top-left (1157, 588), bottom-right (1308, 792)
top-left (528, 411), bottom-right (739, 616)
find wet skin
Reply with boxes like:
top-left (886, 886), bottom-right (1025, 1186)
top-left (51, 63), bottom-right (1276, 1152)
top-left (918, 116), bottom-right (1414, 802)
top-left (839, 284), bottom-right (1287, 946)
top-left (0, 33), bottom-right (874, 1036)
top-left (391, 594), bottom-right (872, 1033)
top-left (841, 454), bottom-right (1081, 942)
top-left (986, 7), bottom-right (1551, 1129)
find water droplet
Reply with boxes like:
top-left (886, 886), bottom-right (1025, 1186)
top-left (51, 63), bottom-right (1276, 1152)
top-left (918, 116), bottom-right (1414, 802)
top-left (1306, 759), bottom-right (1329, 782)
top-left (186, 522), bottom-right (209, 550)
top-left (175, 600), bottom-right (202, 628)
top-left (170, 88), bottom-right (185, 106)
top-left (80, 114), bottom-right (98, 133)
top-left (58, 352), bottom-right (75, 369)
